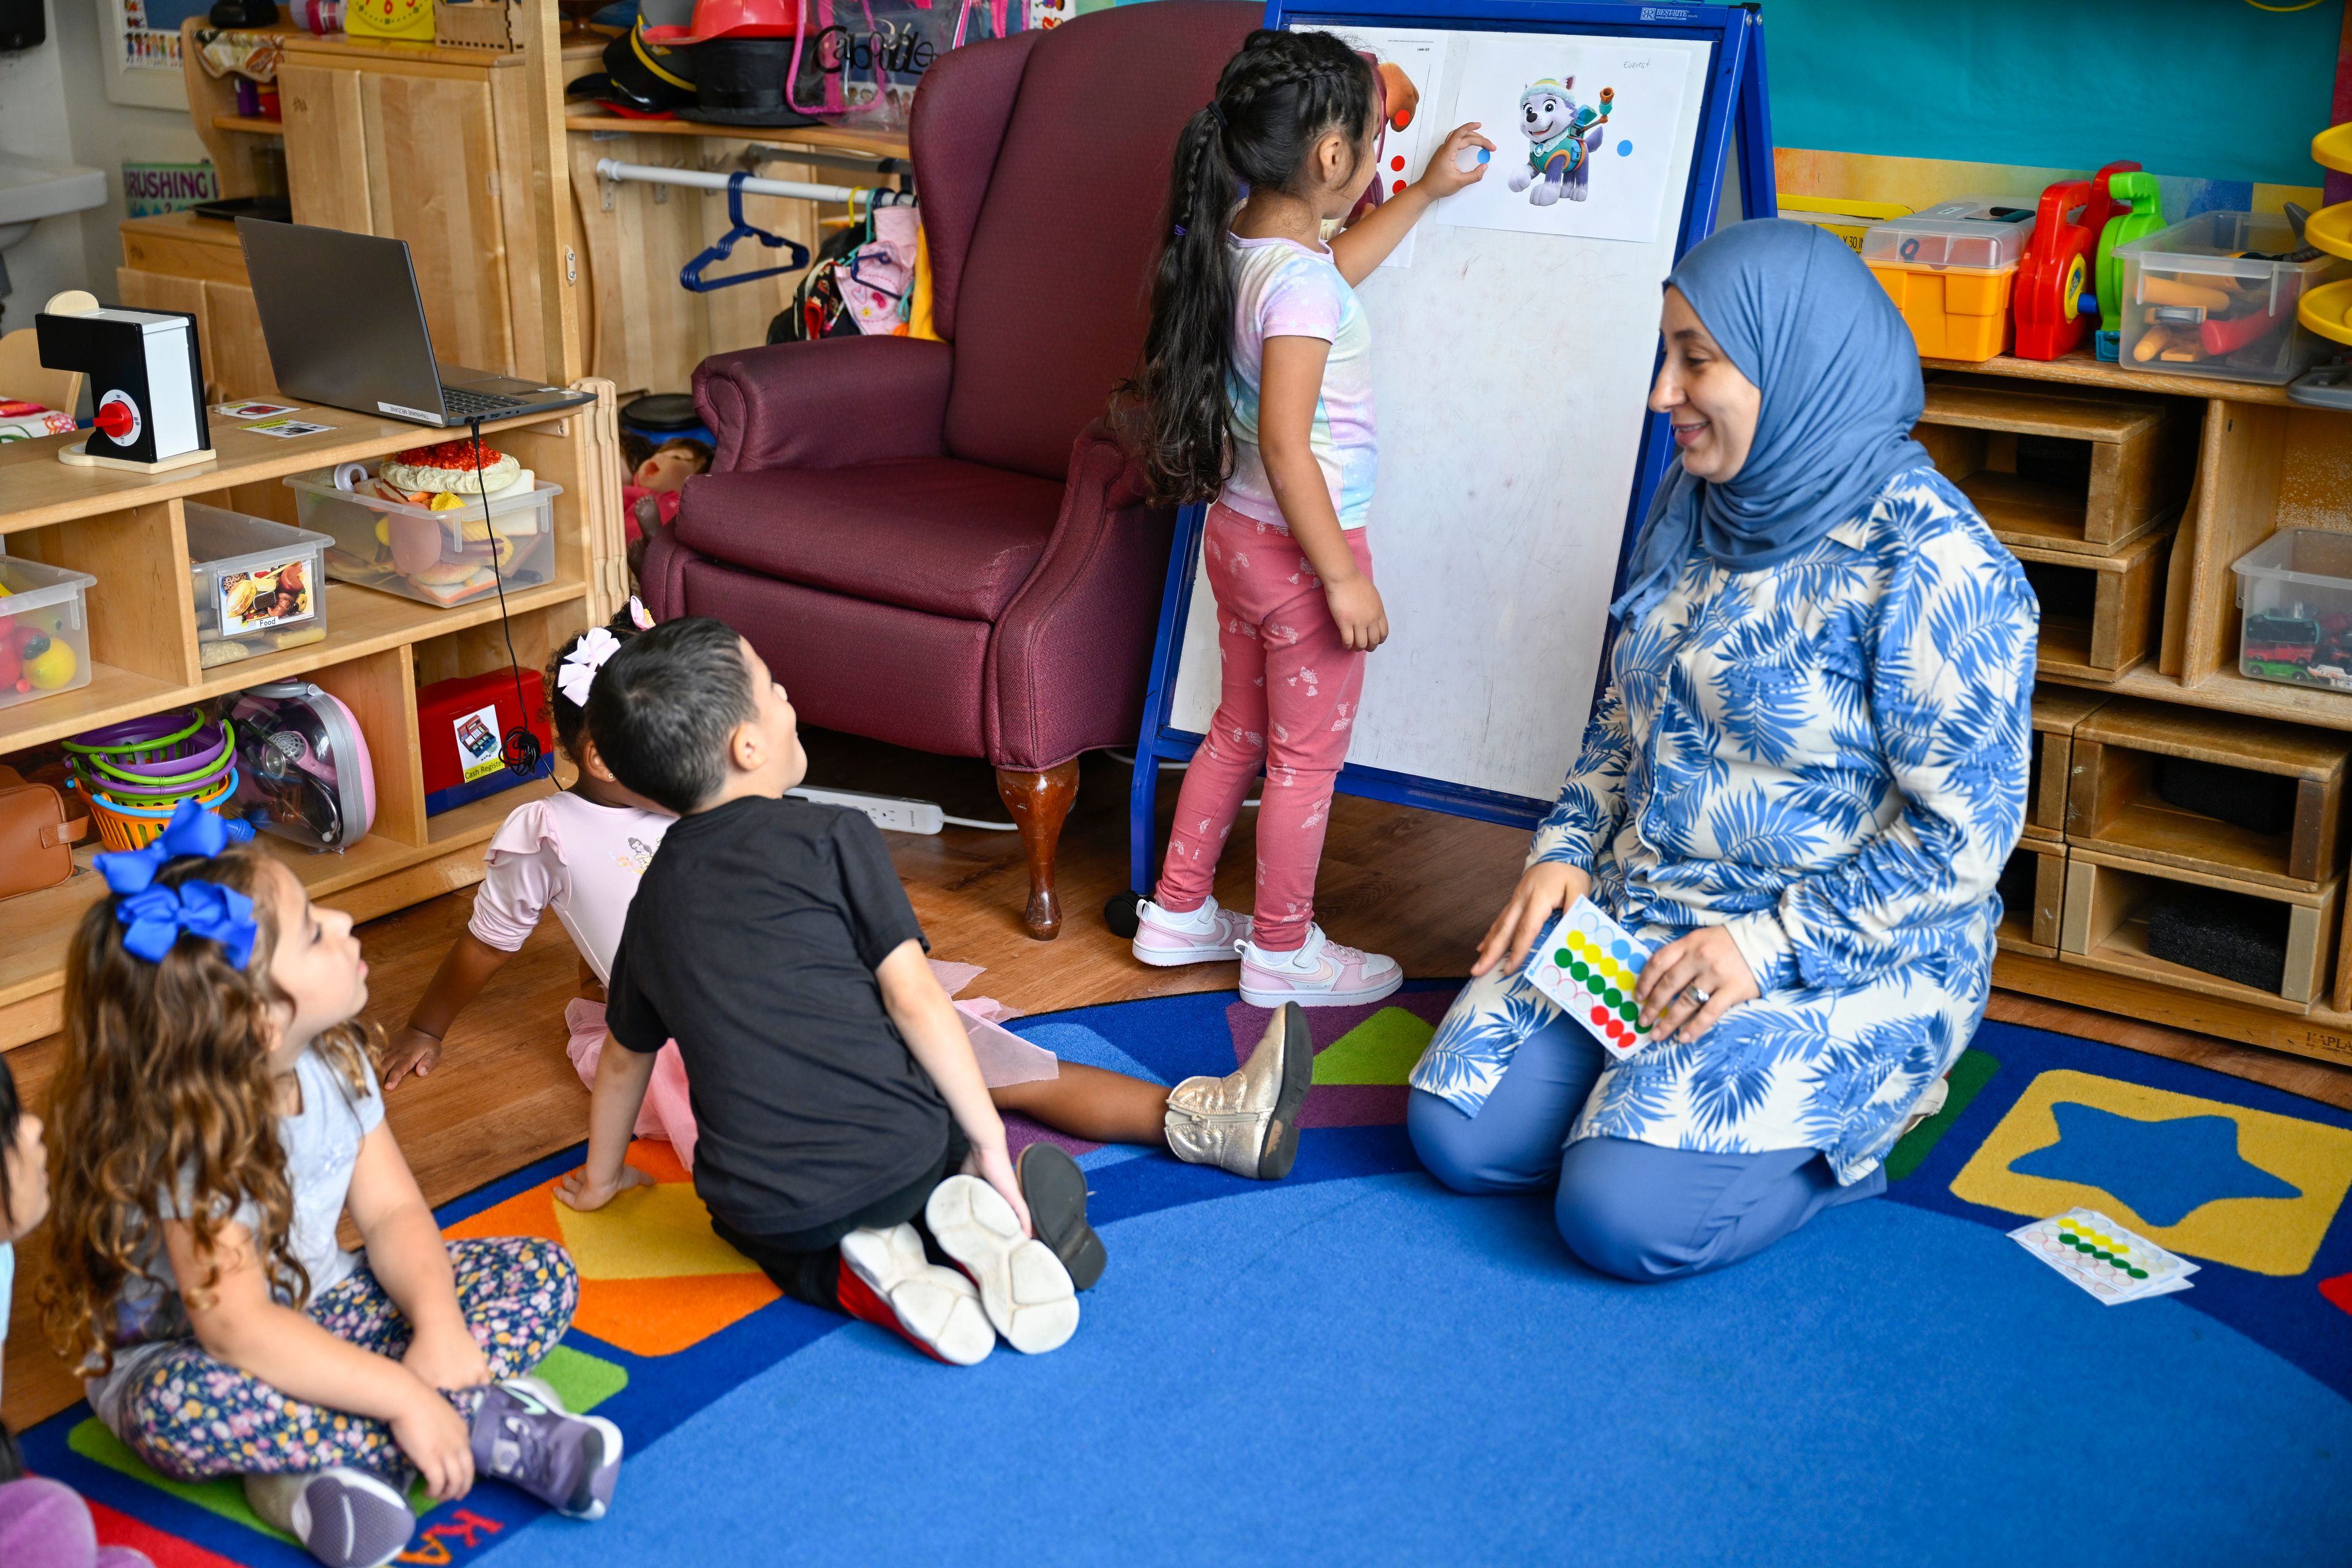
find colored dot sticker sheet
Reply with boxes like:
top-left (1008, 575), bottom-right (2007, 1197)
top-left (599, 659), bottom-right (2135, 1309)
top-left (1520, 899), bottom-right (1657, 1062)
top-left (2010, 1208), bottom-right (2198, 1306)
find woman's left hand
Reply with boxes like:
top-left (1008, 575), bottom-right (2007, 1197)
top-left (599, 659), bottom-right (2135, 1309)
top-left (1635, 926), bottom-right (1760, 1045)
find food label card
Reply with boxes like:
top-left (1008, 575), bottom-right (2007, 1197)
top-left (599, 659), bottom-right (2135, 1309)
top-left (1521, 898), bottom-right (1659, 1060)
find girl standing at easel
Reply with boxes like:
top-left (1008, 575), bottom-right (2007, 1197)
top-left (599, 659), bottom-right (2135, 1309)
top-left (1118, 28), bottom-right (1489, 1008)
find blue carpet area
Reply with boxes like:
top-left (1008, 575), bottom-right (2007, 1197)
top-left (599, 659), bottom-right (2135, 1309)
top-left (24, 997), bottom-right (2352, 1567)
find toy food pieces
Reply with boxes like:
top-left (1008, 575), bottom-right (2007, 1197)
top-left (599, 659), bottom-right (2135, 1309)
top-left (380, 439), bottom-right (528, 497)
top-left (2013, 179), bottom-right (2097, 361)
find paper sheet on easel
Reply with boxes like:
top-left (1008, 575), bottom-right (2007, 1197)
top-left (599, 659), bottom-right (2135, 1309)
top-left (1299, 24), bottom-right (1447, 270)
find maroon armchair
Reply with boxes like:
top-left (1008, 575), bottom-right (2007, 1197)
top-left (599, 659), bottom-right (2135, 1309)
top-left (639, 1), bottom-right (1258, 939)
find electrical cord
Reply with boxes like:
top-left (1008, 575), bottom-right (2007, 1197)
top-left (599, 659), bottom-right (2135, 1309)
top-left (941, 814), bottom-right (1019, 832)
top-left (469, 416), bottom-right (542, 777)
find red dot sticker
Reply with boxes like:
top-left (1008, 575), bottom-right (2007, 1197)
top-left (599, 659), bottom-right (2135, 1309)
top-left (1390, 155), bottom-right (1405, 172)
top-left (1392, 179), bottom-right (1406, 194)
top-left (1589, 1006), bottom-right (1610, 1026)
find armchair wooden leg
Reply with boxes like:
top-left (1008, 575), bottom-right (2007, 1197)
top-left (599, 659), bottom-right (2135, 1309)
top-left (996, 759), bottom-right (1081, 941)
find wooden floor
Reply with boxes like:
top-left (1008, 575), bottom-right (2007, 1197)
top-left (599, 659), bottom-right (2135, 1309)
top-left (7, 733), bottom-right (2352, 1431)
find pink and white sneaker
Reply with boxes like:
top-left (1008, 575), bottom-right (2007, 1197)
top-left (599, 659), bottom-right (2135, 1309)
top-left (1133, 895), bottom-right (1254, 968)
top-left (1238, 924), bottom-right (1402, 1008)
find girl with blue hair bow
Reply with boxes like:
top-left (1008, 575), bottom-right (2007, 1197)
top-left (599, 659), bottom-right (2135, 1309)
top-left (39, 803), bottom-right (625, 1568)
top-left (1409, 220), bottom-right (2038, 1280)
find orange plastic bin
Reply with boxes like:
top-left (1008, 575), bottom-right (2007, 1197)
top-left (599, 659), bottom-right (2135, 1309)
top-left (1861, 198), bottom-right (2038, 362)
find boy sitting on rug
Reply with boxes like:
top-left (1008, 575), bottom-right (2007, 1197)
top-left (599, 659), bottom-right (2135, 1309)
top-left (554, 617), bottom-right (1310, 1366)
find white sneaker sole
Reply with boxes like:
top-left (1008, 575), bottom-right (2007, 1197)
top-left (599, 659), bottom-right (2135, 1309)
top-left (839, 1223), bottom-right (996, 1366)
top-left (1132, 935), bottom-right (1245, 968)
top-left (1238, 966), bottom-right (1404, 1009)
top-left (925, 1175), bottom-right (1080, 1355)
top-left (499, 1376), bottom-right (626, 1520)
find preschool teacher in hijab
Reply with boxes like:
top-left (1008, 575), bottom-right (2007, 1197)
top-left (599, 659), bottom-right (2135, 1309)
top-left (1407, 218), bottom-right (2038, 1280)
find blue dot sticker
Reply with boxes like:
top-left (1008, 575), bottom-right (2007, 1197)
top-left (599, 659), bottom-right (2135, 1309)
top-left (1616, 140), bottom-right (1632, 157)
top-left (1476, 148), bottom-right (1490, 164)
top-left (1610, 940), bottom-right (1631, 961)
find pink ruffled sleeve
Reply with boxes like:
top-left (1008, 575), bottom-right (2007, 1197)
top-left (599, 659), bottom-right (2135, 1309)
top-left (468, 799), bottom-right (568, 953)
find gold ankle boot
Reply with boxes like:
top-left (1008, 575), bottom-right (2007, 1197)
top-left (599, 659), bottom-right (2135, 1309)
top-left (1164, 1002), bottom-right (1313, 1180)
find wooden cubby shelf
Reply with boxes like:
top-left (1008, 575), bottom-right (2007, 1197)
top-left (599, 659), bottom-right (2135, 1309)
top-left (2026, 687), bottom-right (2107, 845)
top-left (2011, 528), bottom-right (2171, 682)
top-left (2060, 847), bottom-right (2340, 1011)
top-left (1916, 379), bottom-right (2193, 555)
top-left (0, 390), bottom-right (622, 1050)
top-left (1999, 841), bottom-right (2066, 960)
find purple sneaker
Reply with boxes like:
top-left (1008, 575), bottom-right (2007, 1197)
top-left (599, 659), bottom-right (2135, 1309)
top-left (472, 1378), bottom-right (623, 1520)
top-left (1132, 895), bottom-right (1253, 968)
top-left (1238, 925), bottom-right (1402, 1008)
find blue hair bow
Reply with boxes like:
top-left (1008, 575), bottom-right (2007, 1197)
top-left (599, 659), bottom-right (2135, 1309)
top-left (94, 799), bottom-right (260, 968)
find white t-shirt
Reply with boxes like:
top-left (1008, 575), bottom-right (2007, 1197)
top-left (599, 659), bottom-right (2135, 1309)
top-left (88, 1047), bottom-right (385, 1436)
top-left (470, 789), bottom-right (671, 981)
top-left (1217, 234), bottom-right (1378, 532)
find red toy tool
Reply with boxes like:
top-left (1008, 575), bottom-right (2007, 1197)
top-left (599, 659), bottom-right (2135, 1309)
top-left (2015, 178), bottom-right (2096, 360)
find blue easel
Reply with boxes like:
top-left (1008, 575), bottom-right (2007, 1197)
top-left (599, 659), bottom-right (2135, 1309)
top-left (1117, 0), bottom-right (1775, 930)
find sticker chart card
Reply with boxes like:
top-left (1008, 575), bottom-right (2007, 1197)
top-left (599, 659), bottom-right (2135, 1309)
top-left (1521, 898), bottom-right (1657, 1060)
top-left (2011, 1208), bottom-right (2198, 1305)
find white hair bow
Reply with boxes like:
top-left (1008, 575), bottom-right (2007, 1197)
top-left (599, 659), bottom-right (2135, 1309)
top-left (626, 595), bottom-right (654, 631)
top-left (557, 627), bottom-right (622, 706)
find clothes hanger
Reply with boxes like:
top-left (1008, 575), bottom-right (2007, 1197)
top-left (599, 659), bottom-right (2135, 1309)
top-left (680, 172), bottom-right (813, 293)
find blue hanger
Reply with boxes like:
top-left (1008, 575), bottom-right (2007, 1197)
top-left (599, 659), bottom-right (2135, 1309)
top-left (680, 172), bottom-right (812, 293)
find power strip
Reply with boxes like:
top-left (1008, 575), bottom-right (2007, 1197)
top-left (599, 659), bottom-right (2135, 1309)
top-left (787, 786), bottom-right (945, 835)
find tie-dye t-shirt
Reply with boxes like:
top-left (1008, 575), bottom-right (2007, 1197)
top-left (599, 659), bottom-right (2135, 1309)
top-left (1219, 235), bottom-right (1376, 532)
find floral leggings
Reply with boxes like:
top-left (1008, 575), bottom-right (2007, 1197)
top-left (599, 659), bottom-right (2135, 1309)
top-left (119, 1236), bottom-right (577, 1482)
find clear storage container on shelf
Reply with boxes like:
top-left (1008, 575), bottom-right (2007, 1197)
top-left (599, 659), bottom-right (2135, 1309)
top-left (2233, 529), bottom-right (2352, 692)
top-left (286, 467), bottom-right (559, 609)
top-left (0, 553), bottom-right (97, 713)
top-left (2116, 211), bottom-right (2346, 385)
top-left (1859, 197), bottom-right (2039, 361)
top-left (184, 502), bottom-right (333, 671)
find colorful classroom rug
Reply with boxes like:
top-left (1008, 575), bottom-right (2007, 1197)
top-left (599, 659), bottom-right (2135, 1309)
top-left (24, 983), bottom-right (2352, 1567)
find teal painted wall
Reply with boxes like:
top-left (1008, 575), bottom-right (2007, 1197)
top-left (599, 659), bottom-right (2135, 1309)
top-left (1763, 0), bottom-right (2341, 187)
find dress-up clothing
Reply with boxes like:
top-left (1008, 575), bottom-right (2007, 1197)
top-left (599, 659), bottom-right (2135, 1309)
top-left (1412, 468), bottom-right (2037, 1184)
top-left (483, 791), bottom-right (1055, 1172)
top-left (108, 1238), bottom-right (575, 1482)
top-left (1408, 1016), bottom-right (1882, 1280)
top-left (1155, 504), bottom-right (1373, 951)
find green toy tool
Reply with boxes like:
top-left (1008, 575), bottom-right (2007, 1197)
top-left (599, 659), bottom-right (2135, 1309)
top-left (2092, 170), bottom-right (2166, 362)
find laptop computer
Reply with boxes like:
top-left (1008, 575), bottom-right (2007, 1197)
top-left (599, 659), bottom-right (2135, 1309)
top-left (236, 219), bottom-right (594, 428)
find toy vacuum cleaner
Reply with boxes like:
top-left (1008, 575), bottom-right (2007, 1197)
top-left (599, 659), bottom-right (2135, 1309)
top-left (230, 680), bottom-right (377, 850)
top-left (2013, 179), bottom-right (2097, 361)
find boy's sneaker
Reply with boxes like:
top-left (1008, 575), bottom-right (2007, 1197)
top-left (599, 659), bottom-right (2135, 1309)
top-left (244, 1469), bottom-right (414, 1568)
top-left (925, 1174), bottom-right (1080, 1355)
top-left (1238, 925), bottom-right (1401, 1008)
top-left (837, 1222), bottom-right (996, 1366)
top-left (1019, 1141), bottom-right (1107, 1291)
top-left (472, 1376), bottom-right (624, 1520)
top-left (1132, 895), bottom-right (1253, 967)
top-left (1165, 1001), bottom-right (1312, 1180)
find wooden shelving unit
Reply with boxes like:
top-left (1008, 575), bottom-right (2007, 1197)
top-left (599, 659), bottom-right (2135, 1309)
top-left (1942, 348), bottom-right (2352, 1071)
top-left (0, 390), bottom-right (622, 1051)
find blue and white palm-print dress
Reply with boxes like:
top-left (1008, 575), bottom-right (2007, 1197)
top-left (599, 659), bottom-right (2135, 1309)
top-left (1412, 468), bottom-right (2037, 1184)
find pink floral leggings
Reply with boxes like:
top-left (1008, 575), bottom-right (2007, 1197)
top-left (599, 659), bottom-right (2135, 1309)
top-left (119, 1236), bottom-right (577, 1482)
top-left (1156, 504), bottom-right (1373, 952)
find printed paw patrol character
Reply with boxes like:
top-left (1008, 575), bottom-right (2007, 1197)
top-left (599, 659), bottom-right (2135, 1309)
top-left (1509, 79), bottom-right (1612, 206)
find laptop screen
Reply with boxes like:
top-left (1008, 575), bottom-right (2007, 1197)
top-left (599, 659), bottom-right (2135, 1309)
top-left (236, 219), bottom-right (447, 423)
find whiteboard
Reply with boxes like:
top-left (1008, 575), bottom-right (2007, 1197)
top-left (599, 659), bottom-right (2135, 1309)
top-left (1167, 27), bottom-right (1714, 804)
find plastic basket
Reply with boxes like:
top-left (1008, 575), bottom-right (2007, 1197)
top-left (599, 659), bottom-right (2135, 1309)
top-left (79, 718), bottom-right (236, 792)
top-left (63, 709), bottom-right (209, 771)
top-left (85, 767), bottom-right (242, 852)
top-left (83, 748), bottom-right (239, 810)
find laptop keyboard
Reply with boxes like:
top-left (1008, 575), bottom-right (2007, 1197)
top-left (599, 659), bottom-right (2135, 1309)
top-left (439, 385), bottom-right (527, 419)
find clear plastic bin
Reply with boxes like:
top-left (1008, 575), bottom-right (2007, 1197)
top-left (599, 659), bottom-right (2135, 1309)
top-left (287, 470), bottom-right (559, 609)
top-left (2117, 212), bottom-right (2346, 384)
top-left (185, 502), bottom-right (333, 671)
top-left (0, 552), bottom-right (96, 710)
top-left (2233, 529), bottom-right (2352, 692)
top-left (1861, 198), bottom-right (2039, 361)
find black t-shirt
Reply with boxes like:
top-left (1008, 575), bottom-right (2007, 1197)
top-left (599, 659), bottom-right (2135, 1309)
top-left (605, 794), bottom-right (948, 1233)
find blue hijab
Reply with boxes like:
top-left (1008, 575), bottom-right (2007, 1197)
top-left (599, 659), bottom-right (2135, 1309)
top-left (1612, 219), bottom-right (1931, 626)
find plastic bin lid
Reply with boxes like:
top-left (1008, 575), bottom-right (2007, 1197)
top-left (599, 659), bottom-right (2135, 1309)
top-left (1860, 198), bottom-right (2038, 270)
top-left (0, 552), bottom-right (97, 609)
top-left (2233, 527), bottom-right (2352, 585)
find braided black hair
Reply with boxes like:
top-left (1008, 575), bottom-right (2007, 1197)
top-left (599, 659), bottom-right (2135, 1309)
top-left (1117, 29), bottom-right (1376, 505)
